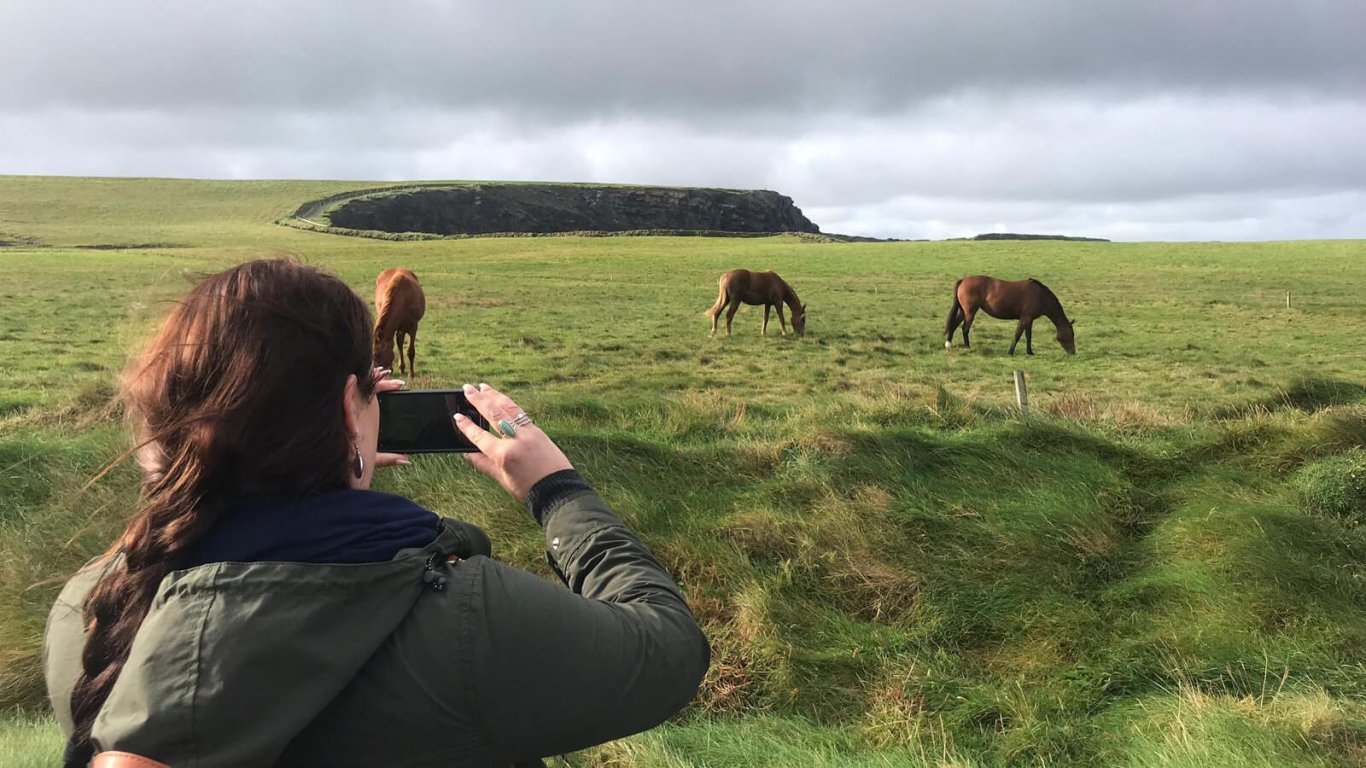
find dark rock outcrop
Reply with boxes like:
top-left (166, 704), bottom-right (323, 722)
top-left (325, 184), bottom-right (820, 236)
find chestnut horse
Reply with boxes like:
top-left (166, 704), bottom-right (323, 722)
top-left (374, 268), bottom-right (426, 376)
top-left (944, 276), bottom-right (1075, 355)
top-left (706, 269), bottom-right (807, 337)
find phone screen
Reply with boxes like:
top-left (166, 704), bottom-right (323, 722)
top-left (377, 389), bottom-right (490, 453)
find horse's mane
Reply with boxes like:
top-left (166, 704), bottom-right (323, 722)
top-left (1028, 278), bottom-right (1064, 316)
top-left (374, 295), bottom-right (395, 336)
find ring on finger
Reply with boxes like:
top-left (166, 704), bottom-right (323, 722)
top-left (512, 411), bottom-right (533, 427)
top-left (497, 419), bottom-right (518, 438)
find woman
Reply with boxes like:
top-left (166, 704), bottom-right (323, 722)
top-left (43, 260), bottom-right (710, 767)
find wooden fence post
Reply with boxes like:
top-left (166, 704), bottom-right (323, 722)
top-left (1014, 369), bottom-right (1029, 417)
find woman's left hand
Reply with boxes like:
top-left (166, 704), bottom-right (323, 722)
top-left (453, 383), bottom-right (573, 502)
top-left (372, 367), bottom-right (411, 468)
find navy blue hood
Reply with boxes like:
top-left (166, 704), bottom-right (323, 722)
top-left (183, 489), bottom-right (440, 567)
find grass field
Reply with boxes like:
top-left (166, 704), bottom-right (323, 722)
top-left (2, 175), bottom-right (1364, 766)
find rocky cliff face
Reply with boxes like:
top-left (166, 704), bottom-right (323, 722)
top-left (325, 184), bottom-right (820, 235)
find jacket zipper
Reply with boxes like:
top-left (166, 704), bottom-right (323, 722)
top-left (422, 552), bottom-right (451, 591)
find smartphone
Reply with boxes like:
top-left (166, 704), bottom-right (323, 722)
top-left (377, 389), bottom-right (490, 453)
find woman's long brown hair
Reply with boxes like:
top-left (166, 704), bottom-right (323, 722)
top-left (64, 259), bottom-right (376, 766)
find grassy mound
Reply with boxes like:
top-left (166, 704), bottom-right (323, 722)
top-left (1295, 451), bottom-right (1366, 522)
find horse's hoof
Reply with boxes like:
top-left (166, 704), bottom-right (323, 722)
top-left (944, 341), bottom-right (952, 349)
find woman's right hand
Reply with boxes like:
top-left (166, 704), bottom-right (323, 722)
top-left (453, 383), bottom-right (573, 502)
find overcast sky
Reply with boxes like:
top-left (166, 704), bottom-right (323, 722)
top-left (3, 1), bottom-right (1364, 241)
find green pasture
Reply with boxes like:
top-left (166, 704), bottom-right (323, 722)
top-left (2, 175), bottom-right (1364, 766)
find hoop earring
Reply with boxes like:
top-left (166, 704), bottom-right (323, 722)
top-left (352, 441), bottom-right (365, 479)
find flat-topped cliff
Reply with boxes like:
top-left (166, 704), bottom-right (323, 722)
top-left (323, 184), bottom-right (820, 236)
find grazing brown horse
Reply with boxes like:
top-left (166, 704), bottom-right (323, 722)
top-left (944, 276), bottom-right (1075, 355)
top-left (374, 268), bottom-right (426, 376)
top-left (706, 269), bottom-right (807, 337)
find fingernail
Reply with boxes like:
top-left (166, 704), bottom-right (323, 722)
top-left (479, 383), bottom-right (490, 391)
top-left (463, 383), bottom-right (476, 394)
top-left (453, 413), bottom-right (468, 421)
top-left (396, 459), bottom-right (412, 466)
top-left (390, 379), bottom-right (406, 387)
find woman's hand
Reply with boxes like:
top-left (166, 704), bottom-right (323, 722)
top-left (372, 367), bottom-right (412, 469)
top-left (453, 383), bottom-right (572, 501)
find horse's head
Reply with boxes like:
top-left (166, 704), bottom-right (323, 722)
top-left (792, 304), bottom-right (807, 337)
top-left (372, 326), bottom-right (395, 370)
top-left (1057, 317), bottom-right (1076, 355)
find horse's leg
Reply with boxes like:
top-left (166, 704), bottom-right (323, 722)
top-left (946, 308), bottom-right (964, 346)
top-left (1009, 321), bottom-right (1027, 356)
top-left (776, 304), bottom-right (788, 336)
top-left (725, 302), bottom-right (740, 336)
top-left (382, 332), bottom-right (396, 373)
top-left (1025, 322), bottom-right (1034, 355)
top-left (762, 305), bottom-right (770, 336)
top-left (962, 310), bottom-right (977, 348)
top-left (407, 329), bottom-right (418, 375)
top-left (945, 290), bottom-right (965, 347)
top-left (393, 332), bottom-right (406, 376)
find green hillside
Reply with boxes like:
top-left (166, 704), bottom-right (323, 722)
top-left (2, 175), bottom-right (1363, 767)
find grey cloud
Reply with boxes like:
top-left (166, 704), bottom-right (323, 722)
top-left (815, 191), bottom-right (1366, 241)
top-left (5, 91), bottom-right (1362, 242)
top-left (2, 1), bottom-right (1363, 116)
top-left (2, 1), bottom-right (1364, 241)
top-left (768, 93), bottom-right (1366, 206)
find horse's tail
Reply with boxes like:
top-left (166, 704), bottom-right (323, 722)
top-left (705, 274), bottom-right (729, 318)
top-left (944, 279), bottom-right (964, 343)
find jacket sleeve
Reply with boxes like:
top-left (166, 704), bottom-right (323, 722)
top-left (465, 472), bottom-right (710, 759)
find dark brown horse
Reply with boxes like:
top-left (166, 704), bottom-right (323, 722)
top-left (374, 268), bottom-right (426, 375)
top-left (944, 276), bottom-right (1075, 355)
top-left (706, 269), bottom-right (807, 337)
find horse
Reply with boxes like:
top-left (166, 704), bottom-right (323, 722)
top-left (944, 276), bottom-right (1075, 355)
top-left (706, 269), bottom-right (807, 337)
top-left (373, 268), bottom-right (426, 376)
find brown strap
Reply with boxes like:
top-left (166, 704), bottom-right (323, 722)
top-left (92, 752), bottom-right (171, 768)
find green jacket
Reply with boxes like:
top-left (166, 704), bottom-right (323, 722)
top-left (44, 485), bottom-right (710, 766)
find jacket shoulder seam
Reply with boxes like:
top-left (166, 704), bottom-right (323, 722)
top-left (187, 563), bottom-right (220, 767)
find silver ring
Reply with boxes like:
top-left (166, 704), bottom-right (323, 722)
top-left (497, 419), bottom-right (517, 438)
top-left (512, 412), bottom-right (533, 427)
